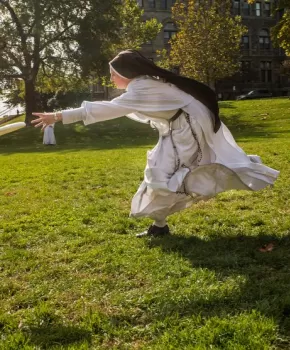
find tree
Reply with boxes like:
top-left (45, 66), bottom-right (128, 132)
top-left (248, 0), bottom-right (290, 56)
top-left (0, 0), bottom-right (161, 123)
top-left (162, 0), bottom-right (247, 89)
top-left (76, 0), bottom-right (161, 78)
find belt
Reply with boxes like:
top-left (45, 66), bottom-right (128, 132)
top-left (169, 108), bottom-right (183, 123)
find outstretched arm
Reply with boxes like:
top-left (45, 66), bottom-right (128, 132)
top-left (31, 101), bottom-right (133, 130)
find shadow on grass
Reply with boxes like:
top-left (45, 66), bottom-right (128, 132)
top-left (0, 119), bottom-right (158, 155)
top-left (147, 233), bottom-right (290, 343)
top-left (218, 101), bottom-right (237, 109)
top-left (221, 113), bottom-right (266, 133)
top-left (1, 114), bottom-right (289, 155)
top-left (26, 324), bottom-right (91, 349)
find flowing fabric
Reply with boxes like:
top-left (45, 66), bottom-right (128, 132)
top-left (61, 76), bottom-right (279, 220)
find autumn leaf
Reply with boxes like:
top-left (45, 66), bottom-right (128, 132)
top-left (259, 243), bottom-right (274, 253)
top-left (4, 192), bottom-right (17, 196)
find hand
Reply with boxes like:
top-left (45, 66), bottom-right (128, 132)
top-left (31, 112), bottom-right (61, 131)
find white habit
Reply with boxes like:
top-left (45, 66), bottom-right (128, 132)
top-left (43, 124), bottom-right (56, 145)
top-left (61, 76), bottom-right (279, 221)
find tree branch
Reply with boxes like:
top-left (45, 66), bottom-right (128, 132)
top-left (26, 4), bottom-right (53, 37)
top-left (1, 43), bottom-right (24, 70)
top-left (0, 0), bottom-right (30, 66)
top-left (39, 22), bottom-right (78, 52)
top-left (2, 74), bottom-right (25, 79)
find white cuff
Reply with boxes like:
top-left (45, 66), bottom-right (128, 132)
top-left (61, 107), bottom-right (86, 124)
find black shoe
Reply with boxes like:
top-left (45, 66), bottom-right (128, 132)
top-left (136, 224), bottom-right (170, 238)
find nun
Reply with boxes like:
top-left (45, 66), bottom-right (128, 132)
top-left (32, 50), bottom-right (279, 237)
top-left (43, 123), bottom-right (56, 145)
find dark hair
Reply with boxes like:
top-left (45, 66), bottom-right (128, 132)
top-left (110, 50), bottom-right (221, 133)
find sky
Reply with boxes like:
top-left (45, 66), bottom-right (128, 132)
top-left (0, 98), bottom-right (24, 118)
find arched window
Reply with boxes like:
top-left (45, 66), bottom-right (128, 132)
top-left (163, 22), bottom-right (177, 44)
top-left (259, 29), bottom-right (270, 49)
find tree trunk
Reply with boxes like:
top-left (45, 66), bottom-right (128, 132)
top-left (24, 79), bottom-right (37, 125)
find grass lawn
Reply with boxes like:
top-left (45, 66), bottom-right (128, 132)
top-left (0, 98), bottom-right (289, 349)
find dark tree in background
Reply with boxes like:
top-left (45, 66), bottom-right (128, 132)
top-left (0, 0), bottom-right (161, 123)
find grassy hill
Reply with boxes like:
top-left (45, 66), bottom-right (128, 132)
top-left (0, 98), bottom-right (289, 349)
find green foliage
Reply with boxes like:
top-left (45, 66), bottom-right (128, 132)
top-left (248, 0), bottom-right (290, 56)
top-left (0, 98), bottom-right (290, 348)
top-left (0, 0), bottom-right (161, 120)
top-left (272, 3), bottom-right (290, 56)
top-left (116, 0), bottom-right (162, 51)
top-left (77, 0), bottom-right (161, 78)
top-left (164, 0), bottom-right (247, 87)
top-left (0, 0), bottom-right (160, 83)
top-left (3, 80), bottom-right (25, 107)
top-left (156, 49), bottom-right (172, 70)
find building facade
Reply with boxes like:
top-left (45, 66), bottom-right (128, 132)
top-left (138, 0), bottom-right (290, 98)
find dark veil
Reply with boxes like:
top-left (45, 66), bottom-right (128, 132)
top-left (109, 50), bottom-right (221, 133)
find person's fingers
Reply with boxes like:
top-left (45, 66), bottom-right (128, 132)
top-left (32, 118), bottom-right (44, 125)
top-left (31, 113), bottom-right (54, 128)
top-left (31, 118), bottom-right (42, 124)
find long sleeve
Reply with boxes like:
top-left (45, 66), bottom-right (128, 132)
top-left (62, 102), bottom-right (133, 125)
top-left (61, 76), bottom-right (193, 128)
top-left (62, 107), bottom-right (86, 124)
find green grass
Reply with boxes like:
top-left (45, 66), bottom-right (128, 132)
top-left (0, 98), bottom-right (289, 349)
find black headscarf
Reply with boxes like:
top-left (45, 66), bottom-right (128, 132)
top-left (109, 50), bottom-right (221, 133)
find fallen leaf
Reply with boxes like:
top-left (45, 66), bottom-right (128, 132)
top-left (259, 243), bottom-right (274, 253)
top-left (4, 192), bottom-right (17, 196)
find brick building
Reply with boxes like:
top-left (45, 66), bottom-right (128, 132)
top-left (138, 0), bottom-right (290, 99)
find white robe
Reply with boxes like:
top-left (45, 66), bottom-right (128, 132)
top-left (43, 124), bottom-right (56, 145)
top-left (62, 76), bottom-right (279, 220)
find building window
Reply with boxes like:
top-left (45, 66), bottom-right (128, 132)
top-left (264, 2), bottom-right (271, 16)
top-left (259, 29), bottom-right (270, 49)
top-left (137, 0), bottom-right (143, 6)
top-left (241, 61), bottom-right (252, 82)
top-left (148, 0), bottom-right (155, 8)
top-left (160, 0), bottom-right (167, 10)
top-left (242, 35), bottom-right (249, 49)
top-left (233, 0), bottom-right (240, 15)
top-left (164, 22), bottom-right (177, 44)
top-left (242, 0), bottom-right (250, 16)
top-left (242, 61), bottom-right (251, 70)
top-left (261, 61), bottom-right (272, 82)
top-left (255, 2), bottom-right (261, 16)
